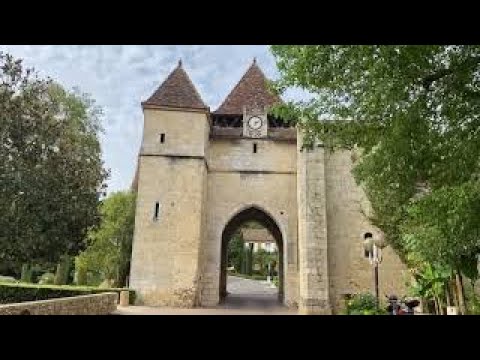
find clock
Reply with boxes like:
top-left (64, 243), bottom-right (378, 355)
top-left (248, 116), bottom-right (263, 130)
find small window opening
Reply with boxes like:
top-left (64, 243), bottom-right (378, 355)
top-left (160, 133), bottom-right (165, 143)
top-left (253, 143), bottom-right (257, 153)
top-left (154, 202), bottom-right (160, 221)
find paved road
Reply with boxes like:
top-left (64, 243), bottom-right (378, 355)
top-left (226, 275), bottom-right (278, 296)
top-left (114, 275), bottom-right (294, 315)
top-left (218, 275), bottom-right (288, 313)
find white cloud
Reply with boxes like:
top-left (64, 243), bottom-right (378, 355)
top-left (0, 45), bottom-right (307, 194)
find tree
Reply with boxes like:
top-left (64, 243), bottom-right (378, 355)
top-left (227, 231), bottom-right (244, 273)
top-left (253, 248), bottom-right (278, 276)
top-left (76, 191), bottom-right (136, 287)
top-left (271, 45), bottom-right (480, 310)
top-left (0, 52), bottom-right (109, 274)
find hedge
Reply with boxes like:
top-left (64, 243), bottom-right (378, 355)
top-left (0, 282), bottom-right (136, 305)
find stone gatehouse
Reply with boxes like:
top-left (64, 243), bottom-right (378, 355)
top-left (129, 59), bottom-right (407, 314)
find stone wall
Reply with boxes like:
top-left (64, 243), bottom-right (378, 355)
top-left (324, 149), bottom-right (408, 312)
top-left (297, 141), bottom-right (331, 314)
top-left (129, 107), bottom-right (209, 307)
top-left (200, 137), bottom-right (299, 307)
top-left (130, 105), bottom-right (409, 313)
top-left (141, 108), bottom-right (209, 157)
top-left (0, 293), bottom-right (118, 315)
top-left (129, 156), bottom-right (207, 306)
top-left (201, 171), bottom-right (299, 307)
top-left (207, 138), bottom-right (296, 173)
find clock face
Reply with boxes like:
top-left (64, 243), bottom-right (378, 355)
top-left (248, 116), bottom-right (263, 130)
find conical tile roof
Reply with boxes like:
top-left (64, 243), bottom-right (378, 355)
top-left (143, 60), bottom-right (208, 110)
top-left (214, 59), bottom-right (282, 115)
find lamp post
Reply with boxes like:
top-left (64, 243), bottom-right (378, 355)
top-left (363, 231), bottom-right (386, 309)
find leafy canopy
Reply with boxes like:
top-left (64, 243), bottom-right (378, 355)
top-left (76, 191), bottom-right (136, 287)
top-left (0, 52), bottom-right (109, 272)
top-left (270, 45), bottom-right (480, 278)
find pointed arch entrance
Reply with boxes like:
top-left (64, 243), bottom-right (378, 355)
top-left (219, 206), bottom-right (284, 303)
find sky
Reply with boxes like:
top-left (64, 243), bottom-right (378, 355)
top-left (0, 45), bottom-right (303, 194)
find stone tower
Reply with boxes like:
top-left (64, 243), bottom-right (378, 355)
top-left (129, 61), bottom-right (210, 306)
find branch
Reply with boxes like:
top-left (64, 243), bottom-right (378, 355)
top-left (422, 68), bottom-right (454, 90)
top-left (422, 56), bottom-right (480, 91)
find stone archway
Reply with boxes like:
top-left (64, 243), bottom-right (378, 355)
top-left (219, 206), bottom-right (284, 304)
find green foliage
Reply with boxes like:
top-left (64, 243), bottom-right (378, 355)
top-left (227, 232), bottom-right (244, 273)
top-left (0, 52), bottom-right (109, 273)
top-left (253, 248), bottom-right (278, 276)
top-left (402, 181), bottom-right (480, 272)
top-left (407, 263), bottom-right (451, 300)
top-left (467, 297), bottom-right (480, 315)
top-left (344, 293), bottom-right (387, 315)
top-left (464, 284), bottom-right (480, 314)
top-left (75, 264), bottom-right (88, 286)
top-left (0, 275), bottom-right (17, 283)
top-left (271, 45), bottom-right (480, 290)
top-left (20, 264), bottom-right (32, 283)
top-left (0, 283), bottom-right (135, 305)
top-left (76, 191), bottom-right (136, 287)
top-left (245, 244), bottom-right (253, 276)
top-left (38, 272), bottom-right (55, 285)
top-left (54, 255), bottom-right (72, 285)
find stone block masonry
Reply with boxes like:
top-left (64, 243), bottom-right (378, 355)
top-left (0, 293), bottom-right (118, 315)
top-left (297, 140), bottom-right (331, 314)
top-left (129, 61), bottom-right (409, 313)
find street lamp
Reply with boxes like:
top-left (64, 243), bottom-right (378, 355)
top-left (363, 231), bottom-right (386, 309)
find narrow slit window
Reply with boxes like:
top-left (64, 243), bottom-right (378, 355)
top-left (154, 202), bottom-right (160, 221)
top-left (253, 143), bottom-right (257, 153)
top-left (160, 133), bottom-right (165, 143)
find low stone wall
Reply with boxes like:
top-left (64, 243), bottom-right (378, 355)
top-left (0, 292), bottom-right (118, 315)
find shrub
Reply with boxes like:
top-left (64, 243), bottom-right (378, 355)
top-left (54, 255), bottom-right (72, 285)
top-left (99, 279), bottom-right (115, 288)
top-left (467, 297), bottom-right (480, 315)
top-left (0, 283), bottom-right (136, 305)
top-left (0, 276), bottom-right (17, 283)
top-left (38, 273), bottom-right (55, 285)
top-left (344, 293), bottom-right (387, 315)
top-left (20, 264), bottom-right (32, 283)
top-left (75, 266), bottom-right (88, 286)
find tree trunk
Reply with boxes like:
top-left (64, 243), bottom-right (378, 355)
top-left (434, 297), bottom-right (440, 315)
top-left (249, 244), bottom-right (254, 275)
top-left (451, 279), bottom-right (459, 308)
top-left (241, 250), bottom-right (246, 274)
top-left (455, 271), bottom-right (466, 315)
top-left (435, 296), bottom-right (444, 315)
